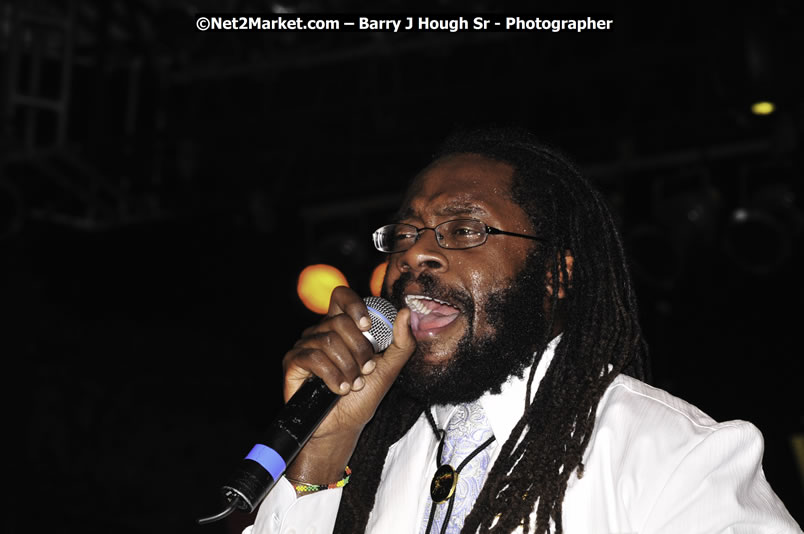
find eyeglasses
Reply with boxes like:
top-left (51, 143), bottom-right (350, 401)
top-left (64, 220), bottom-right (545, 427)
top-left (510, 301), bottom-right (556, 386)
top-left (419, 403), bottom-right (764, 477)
top-left (372, 218), bottom-right (544, 253)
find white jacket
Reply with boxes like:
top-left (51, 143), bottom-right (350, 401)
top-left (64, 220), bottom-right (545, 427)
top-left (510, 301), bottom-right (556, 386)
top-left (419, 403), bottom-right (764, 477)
top-left (245, 339), bottom-right (801, 534)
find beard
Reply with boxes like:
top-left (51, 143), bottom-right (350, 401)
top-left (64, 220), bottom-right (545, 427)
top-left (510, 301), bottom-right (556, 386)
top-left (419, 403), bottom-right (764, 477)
top-left (381, 253), bottom-right (551, 405)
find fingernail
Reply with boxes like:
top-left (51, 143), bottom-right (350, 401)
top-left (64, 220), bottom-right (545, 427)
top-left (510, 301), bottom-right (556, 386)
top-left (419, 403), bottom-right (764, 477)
top-left (339, 382), bottom-right (350, 394)
top-left (362, 360), bottom-right (376, 374)
top-left (359, 316), bottom-right (371, 329)
top-left (352, 377), bottom-right (365, 390)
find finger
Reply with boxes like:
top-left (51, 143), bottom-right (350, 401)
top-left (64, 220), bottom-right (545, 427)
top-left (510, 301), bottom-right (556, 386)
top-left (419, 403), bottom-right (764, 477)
top-left (374, 308), bottom-right (416, 377)
top-left (296, 315), bottom-right (375, 367)
top-left (361, 358), bottom-right (377, 375)
top-left (305, 328), bottom-right (365, 386)
top-left (327, 286), bottom-right (371, 331)
top-left (329, 313), bottom-right (376, 362)
top-left (284, 347), bottom-right (352, 397)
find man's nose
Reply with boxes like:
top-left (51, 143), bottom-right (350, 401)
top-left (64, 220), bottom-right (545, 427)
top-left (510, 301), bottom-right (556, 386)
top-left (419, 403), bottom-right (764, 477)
top-left (395, 228), bottom-right (448, 274)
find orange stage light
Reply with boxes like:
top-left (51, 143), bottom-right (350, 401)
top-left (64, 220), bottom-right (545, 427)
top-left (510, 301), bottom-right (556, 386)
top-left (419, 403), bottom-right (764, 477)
top-left (369, 261), bottom-right (388, 297)
top-left (297, 264), bottom-right (349, 314)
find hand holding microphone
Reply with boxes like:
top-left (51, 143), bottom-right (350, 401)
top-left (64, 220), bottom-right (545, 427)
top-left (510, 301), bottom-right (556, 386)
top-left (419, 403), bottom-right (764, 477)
top-left (198, 287), bottom-right (415, 524)
top-left (283, 288), bottom-right (415, 449)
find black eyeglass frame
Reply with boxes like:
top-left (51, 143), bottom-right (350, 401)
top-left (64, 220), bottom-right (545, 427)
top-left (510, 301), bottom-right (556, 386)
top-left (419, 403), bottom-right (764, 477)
top-left (372, 218), bottom-right (545, 253)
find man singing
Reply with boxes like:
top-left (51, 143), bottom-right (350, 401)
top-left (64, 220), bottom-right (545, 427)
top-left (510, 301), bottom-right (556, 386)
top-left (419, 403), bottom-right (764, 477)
top-left (245, 128), bottom-right (801, 533)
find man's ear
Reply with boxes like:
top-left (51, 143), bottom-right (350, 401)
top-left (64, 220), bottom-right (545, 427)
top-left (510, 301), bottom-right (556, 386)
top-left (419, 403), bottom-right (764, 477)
top-left (545, 251), bottom-right (574, 299)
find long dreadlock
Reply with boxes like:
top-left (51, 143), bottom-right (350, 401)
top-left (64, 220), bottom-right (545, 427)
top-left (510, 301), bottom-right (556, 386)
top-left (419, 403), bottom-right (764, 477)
top-left (333, 127), bottom-right (647, 534)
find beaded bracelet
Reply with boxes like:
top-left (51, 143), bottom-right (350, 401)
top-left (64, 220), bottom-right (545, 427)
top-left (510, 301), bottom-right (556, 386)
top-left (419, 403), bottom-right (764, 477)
top-left (291, 466), bottom-right (352, 493)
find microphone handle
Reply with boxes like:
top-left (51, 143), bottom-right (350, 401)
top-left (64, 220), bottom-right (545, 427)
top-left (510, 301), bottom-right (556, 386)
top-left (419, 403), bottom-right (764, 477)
top-left (222, 377), bottom-right (338, 512)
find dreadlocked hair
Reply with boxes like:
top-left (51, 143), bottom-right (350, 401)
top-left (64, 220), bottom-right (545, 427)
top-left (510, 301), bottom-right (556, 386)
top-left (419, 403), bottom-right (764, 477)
top-left (334, 127), bottom-right (647, 534)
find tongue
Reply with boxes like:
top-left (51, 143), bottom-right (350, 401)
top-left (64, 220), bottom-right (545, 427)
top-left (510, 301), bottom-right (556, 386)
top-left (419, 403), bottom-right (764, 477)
top-left (417, 301), bottom-right (460, 330)
top-left (418, 312), bottom-right (459, 330)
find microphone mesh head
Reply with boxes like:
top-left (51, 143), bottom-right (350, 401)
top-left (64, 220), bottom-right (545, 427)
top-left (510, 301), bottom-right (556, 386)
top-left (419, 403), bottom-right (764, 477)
top-left (363, 296), bottom-right (397, 352)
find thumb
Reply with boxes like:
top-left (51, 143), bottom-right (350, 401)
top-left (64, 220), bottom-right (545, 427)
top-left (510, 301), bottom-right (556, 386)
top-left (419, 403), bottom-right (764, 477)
top-left (375, 308), bottom-right (416, 376)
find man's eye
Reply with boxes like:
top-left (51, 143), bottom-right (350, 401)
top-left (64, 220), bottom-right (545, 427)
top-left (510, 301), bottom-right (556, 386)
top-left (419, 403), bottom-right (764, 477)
top-left (453, 227), bottom-right (481, 237)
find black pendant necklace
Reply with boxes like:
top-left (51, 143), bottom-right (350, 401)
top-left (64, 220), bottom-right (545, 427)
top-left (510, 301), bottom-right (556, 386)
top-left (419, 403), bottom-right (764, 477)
top-left (423, 408), bottom-right (496, 534)
top-left (430, 463), bottom-right (458, 503)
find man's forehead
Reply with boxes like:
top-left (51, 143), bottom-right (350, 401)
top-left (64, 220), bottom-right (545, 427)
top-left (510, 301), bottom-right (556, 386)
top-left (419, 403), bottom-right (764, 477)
top-left (395, 198), bottom-right (491, 222)
top-left (394, 154), bottom-right (515, 221)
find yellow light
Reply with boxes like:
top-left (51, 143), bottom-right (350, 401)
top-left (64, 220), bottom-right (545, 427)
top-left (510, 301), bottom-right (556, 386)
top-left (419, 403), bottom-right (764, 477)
top-left (297, 264), bottom-right (349, 314)
top-left (751, 101), bottom-right (775, 115)
top-left (369, 261), bottom-right (388, 297)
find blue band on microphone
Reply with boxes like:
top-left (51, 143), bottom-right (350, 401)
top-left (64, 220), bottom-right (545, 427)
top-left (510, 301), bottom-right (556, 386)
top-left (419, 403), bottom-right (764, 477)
top-left (245, 444), bottom-right (287, 480)
top-left (366, 305), bottom-right (393, 331)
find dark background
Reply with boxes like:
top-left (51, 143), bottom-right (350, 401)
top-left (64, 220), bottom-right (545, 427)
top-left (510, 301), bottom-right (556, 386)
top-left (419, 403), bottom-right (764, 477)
top-left (2, 1), bottom-right (802, 533)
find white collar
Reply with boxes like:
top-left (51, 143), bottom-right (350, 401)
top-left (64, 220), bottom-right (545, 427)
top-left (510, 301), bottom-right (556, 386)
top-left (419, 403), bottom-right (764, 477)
top-left (432, 334), bottom-right (562, 444)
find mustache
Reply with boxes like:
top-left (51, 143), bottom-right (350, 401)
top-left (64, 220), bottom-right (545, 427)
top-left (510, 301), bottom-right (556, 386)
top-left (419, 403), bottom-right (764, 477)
top-left (384, 271), bottom-right (474, 317)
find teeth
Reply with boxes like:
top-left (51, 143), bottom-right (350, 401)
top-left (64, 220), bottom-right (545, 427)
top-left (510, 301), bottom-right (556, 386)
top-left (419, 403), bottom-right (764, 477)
top-left (404, 294), bottom-right (455, 314)
top-left (406, 295), bottom-right (430, 315)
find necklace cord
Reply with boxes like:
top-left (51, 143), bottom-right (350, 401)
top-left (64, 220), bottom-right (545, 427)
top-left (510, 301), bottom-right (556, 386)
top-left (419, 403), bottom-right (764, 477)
top-left (422, 407), bottom-right (497, 534)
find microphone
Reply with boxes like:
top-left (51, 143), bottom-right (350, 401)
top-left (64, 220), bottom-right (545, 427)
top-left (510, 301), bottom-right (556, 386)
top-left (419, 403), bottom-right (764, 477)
top-left (198, 296), bottom-right (398, 525)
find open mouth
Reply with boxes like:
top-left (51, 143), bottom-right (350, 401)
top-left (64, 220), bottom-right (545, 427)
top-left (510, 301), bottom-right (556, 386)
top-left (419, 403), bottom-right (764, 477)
top-left (405, 294), bottom-right (462, 340)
